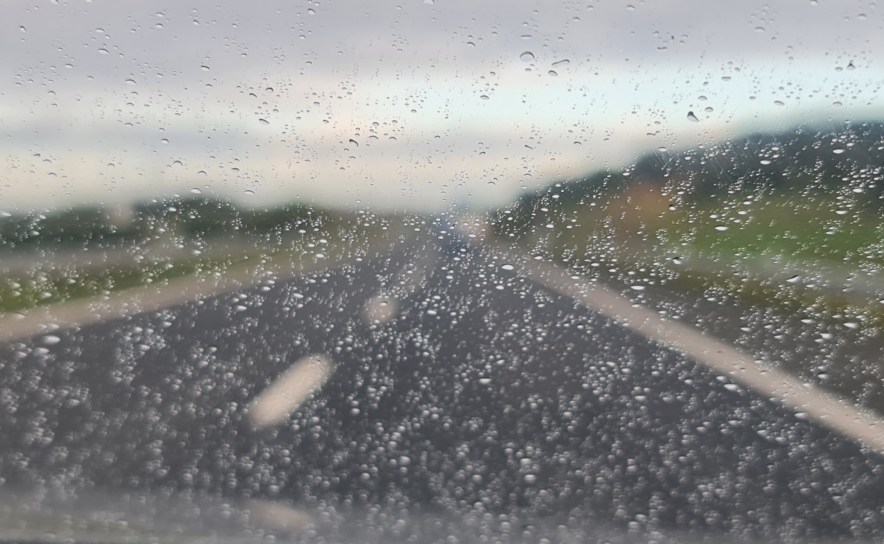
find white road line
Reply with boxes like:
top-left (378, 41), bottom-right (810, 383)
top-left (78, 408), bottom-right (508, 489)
top-left (247, 499), bottom-right (313, 533)
top-left (362, 295), bottom-right (399, 325)
top-left (248, 354), bottom-right (335, 429)
top-left (497, 249), bottom-right (884, 455)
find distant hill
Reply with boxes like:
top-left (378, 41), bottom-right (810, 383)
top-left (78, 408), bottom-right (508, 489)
top-left (494, 121), bottom-right (884, 237)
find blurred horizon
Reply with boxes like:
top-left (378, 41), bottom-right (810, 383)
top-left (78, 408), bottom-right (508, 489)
top-left (3, 0), bottom-right (883, 212)
top-left (3, 116), bottom-right (884, 216)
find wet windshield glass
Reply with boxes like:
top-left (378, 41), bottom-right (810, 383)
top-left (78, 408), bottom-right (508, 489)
top-left (2, 1), bottom-right (884, 543)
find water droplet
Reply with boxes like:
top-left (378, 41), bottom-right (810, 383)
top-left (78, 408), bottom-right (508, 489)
top-left (760, 159), bottom-right (771, 165)
top-left (98, 48), bottom-right (109, 54)
top-left (552, 59), bottom-right (570, 67)
top-left (548, 70), bottom-right (557, 77)
top-left (19, 26), bottom-right (26, 33)
top-left (349, 138), bottom-right (359, 147)
top-left (519, 51), bottom-right (535, 62)
top-left (520, 34), bottom-right (532, 40)
top-left (523, 474), bottom-right (537, 484)
top-left (307, 8), bottom-right (315, 14)
top-left (786, 275), bottom-right (801, 283)
top-left (754, 26), bottom-right (765, 32)
top-left (190, 188), bottom-right (202, 194)
top-left (847, 61), bottom-right (856, 70)
top-left (161, 138), bottom-right (169, 144)
top-left (626, 4), bottom-right (636, 10)
top-left (258, 118), bottom-right (269, 125)
top-left (244, 189), bottom-right (255, 196)
top-left (478, 378), bottom-right (492, 385)
top-left (686, 111), bottom-right (699, 122)
top-left (265, 87), bottom-right (274, 92)
top-left (501, 264), bottom-right (514, 271)
top-left (714, 225), bottom-right (728, 231)
top-left (42, 335), bottom-right (61, 345)
top-left (833, 149), bottom-right (845, 154)
top-left (197, 170), bottom-right (207, 176)
top-left (774, 100), bottom-right (784, 106)
top-left (201, 65), bottom-right (210, 71)
top-left (125, 78), bottom-right (136, 85)
top-left (172, 160), bottom-right (183, 167)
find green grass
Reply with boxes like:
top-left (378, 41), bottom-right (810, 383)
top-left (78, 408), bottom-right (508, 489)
top-left (0, 220), bottom-right (393, 315)
top-left (507, 189), bottom-right (884, 270)
top-left (493, 189), bottom-right (884, 332)
top-left (0, 256), bottom-right (246, 314)
top-left (657, 195), bottom-right (884, 266)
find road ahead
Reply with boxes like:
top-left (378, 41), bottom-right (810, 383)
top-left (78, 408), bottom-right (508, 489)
top-left (1, 227), bottom-right (883, 542)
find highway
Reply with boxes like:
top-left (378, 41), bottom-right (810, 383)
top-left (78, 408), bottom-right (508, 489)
top-left (0, 224), bottom-right (883, 542)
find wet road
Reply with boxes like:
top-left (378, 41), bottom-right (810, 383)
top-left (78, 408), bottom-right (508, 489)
top-left (1, 228), bottom-right (884, 542)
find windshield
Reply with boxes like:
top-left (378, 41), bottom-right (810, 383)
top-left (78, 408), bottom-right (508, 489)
top-left (3, 1), bottom-right (884, 543)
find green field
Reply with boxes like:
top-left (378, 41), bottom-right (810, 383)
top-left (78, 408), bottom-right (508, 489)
top-left (511, 188), bottom-right (884, 271)
top-left (0, 220), bottom-right (393, 315)
top-left (657, 194), bottom-right (884, 266)
top-left (493, 188), bottom-right (884, 330)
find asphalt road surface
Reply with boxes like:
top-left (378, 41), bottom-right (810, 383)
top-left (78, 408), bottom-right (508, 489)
top-left (1, 226), bottom-right (883, 543)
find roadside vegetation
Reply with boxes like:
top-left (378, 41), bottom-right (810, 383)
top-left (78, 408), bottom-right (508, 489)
top-left (489, 122), bottom-right (884, 411)
top-left (0, 198), bottom-right (395, 314)
top-left (491, 121), bottom-right (884, 293)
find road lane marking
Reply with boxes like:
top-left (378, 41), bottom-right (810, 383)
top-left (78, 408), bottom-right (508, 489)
top-left (247, 499), bottom-right (313, 533)
top-left (362, 295), bottom-right (399, 325)
top-left (248, 354), bottom-right (335, 429)
top-left (494, 248), bottom-right (884, 455)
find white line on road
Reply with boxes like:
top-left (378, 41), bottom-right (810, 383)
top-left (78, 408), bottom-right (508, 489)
top-left (362, 295), bottom-right (399, 325)
top-left (247, 499), bottom-right (314, 533)
top-left (248, 354), bottom-right (335, 429)
top-left (497, 249), bottom-right (884, 455)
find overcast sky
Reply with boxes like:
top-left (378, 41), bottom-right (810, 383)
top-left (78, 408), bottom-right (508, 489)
top-left (1, 0), bottom-right (882, 212)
